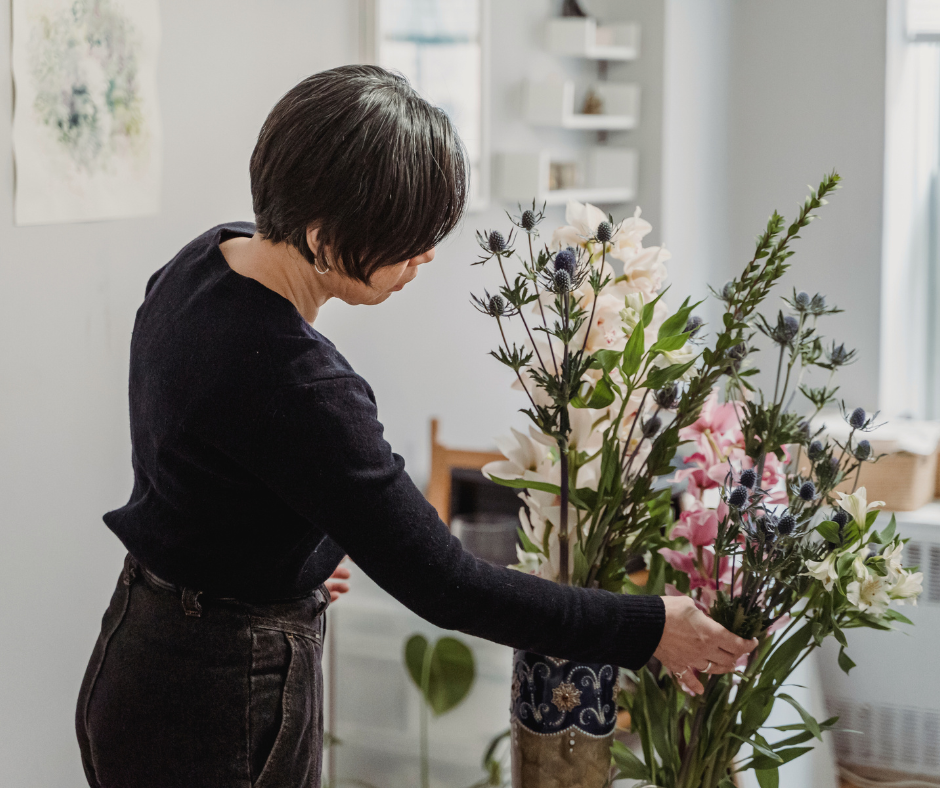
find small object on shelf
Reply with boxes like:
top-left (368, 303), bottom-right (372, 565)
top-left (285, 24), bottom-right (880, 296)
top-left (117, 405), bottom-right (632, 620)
top-left (561, 0), bottom-right (587, 17)
top-left (548, 161), bottom-right (580, 191)
top-left (496, 148), bottom-right (637, 206)
top-left (545, 17), bottom-right (640, 61)
top-left (524, 79), bottom-right (639, 130)
top-left (581, 87), bottom-right (604, 115)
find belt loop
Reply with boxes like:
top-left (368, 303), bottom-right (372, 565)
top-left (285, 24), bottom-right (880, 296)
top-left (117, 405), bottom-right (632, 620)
top-left (122, 554), bottom-right (138, 586)
top-left (181, 587), bottom-right (203, 617)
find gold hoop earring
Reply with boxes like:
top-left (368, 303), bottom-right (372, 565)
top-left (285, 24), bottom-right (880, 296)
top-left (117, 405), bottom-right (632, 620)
top-left (312, 254), bottom-right (330, 275)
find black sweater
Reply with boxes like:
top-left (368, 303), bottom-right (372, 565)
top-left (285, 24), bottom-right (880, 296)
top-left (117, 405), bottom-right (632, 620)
top-left (105, 222), bottom-right (665, 669)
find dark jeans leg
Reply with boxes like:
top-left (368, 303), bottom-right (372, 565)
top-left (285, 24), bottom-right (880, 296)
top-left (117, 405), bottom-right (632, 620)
top-left (75, 554), bottom-right (326, 788)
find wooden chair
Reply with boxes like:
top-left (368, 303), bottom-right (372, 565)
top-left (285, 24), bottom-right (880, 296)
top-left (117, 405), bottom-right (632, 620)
top-left (425, 418), bottom-right (504, 525)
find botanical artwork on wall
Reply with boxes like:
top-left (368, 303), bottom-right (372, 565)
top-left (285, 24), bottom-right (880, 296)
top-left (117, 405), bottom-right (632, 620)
top-left (11, 0), bottom-right (162, 225)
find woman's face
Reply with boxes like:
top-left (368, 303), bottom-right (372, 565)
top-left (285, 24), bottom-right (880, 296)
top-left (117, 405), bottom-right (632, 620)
top-left (306, 228), bottom-right (435, 306)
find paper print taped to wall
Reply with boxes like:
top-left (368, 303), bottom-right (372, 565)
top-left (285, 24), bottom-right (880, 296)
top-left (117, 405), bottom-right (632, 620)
top-left (12, 0), bottom-right (162, 225)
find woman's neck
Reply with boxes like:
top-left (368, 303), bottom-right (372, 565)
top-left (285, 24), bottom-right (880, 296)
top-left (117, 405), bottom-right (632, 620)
top-left (219, 234), bottom-right (330, 323)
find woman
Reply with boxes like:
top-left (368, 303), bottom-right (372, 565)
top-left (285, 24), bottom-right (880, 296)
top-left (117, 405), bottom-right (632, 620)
top-left (75, 65), bottom-right (755, 788)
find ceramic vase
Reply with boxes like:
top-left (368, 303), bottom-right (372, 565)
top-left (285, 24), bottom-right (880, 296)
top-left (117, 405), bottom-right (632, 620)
top-left (510, 650), bottom-right (618, 788)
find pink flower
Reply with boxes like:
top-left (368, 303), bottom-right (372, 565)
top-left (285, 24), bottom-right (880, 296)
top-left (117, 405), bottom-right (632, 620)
top-left (680, 389), bottom-right (743, 454)
top-left (672, 500), bottom-right (728, 546)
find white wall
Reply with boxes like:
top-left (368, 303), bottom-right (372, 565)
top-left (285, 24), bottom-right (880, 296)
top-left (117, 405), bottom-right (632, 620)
top-left (0, 3), bottom-right (359, 785)
top-left (724, 0), bottom-right (888, 410)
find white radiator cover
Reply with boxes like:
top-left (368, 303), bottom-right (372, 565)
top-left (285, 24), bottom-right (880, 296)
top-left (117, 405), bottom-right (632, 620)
top-left (819, 502), bottom-right (940, 778)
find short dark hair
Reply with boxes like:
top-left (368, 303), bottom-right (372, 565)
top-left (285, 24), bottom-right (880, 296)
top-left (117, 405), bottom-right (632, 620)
top-left (250, 65), bottom-right (469, 283)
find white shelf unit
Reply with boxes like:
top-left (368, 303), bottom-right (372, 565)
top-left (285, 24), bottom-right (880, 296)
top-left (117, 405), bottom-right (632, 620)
top-left (545, 17), bottom-right (640, 61)
top-left (496, 147), bottom-right (637, 206)
top-left (524, 79), bottom-right (640, 130)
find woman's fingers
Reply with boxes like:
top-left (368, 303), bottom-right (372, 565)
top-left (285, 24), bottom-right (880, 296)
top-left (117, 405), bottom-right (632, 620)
top-left (330, 565), bottom-right (351, 580)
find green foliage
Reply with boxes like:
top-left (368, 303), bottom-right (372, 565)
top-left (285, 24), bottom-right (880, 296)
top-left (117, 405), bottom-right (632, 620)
top-left (404, 634), bottom-right (476, 716)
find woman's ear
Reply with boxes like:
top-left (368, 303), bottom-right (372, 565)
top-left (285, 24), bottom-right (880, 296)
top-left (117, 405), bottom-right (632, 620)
top-left (305, 226), bottom-right (320, 257)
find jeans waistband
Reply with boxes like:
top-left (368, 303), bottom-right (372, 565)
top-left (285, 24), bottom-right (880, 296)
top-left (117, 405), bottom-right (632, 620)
top-left (122, 553), bottom-right (330, 624)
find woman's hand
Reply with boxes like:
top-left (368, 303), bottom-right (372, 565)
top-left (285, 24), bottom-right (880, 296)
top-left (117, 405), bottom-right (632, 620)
top-left (653, 595), bottom-right (758, 695)
top-left (324, 563), bottom-right (351, 602)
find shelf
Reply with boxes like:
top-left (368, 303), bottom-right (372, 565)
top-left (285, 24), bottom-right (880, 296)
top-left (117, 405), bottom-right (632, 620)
top-left (524, 80), bottom-right (640, 130)
top-left (495, 148), bottom-right (637, 206)
top-left (545, 18), bottom-right (640, 61)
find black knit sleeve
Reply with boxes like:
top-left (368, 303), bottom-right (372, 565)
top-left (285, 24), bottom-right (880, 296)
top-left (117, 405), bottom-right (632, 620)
top-left (251, 373), bottom-right (664, 669)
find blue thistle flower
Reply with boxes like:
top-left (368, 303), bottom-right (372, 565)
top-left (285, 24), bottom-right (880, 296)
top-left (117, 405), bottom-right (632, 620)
top-left (521, 210), bottom-right (537, 231)
top-left (778, 513), bottom-right (796, 536)
top-left (729, 485), bottom-right (749, 508)
top-left (488, 231), bottom-right (507, 253)
top-left (685, 315), bottom-right (704, 337)
top-left (595, 221), bottom-right (614, 243)
top-left (782, 315), bottom-right (800, 341)
top-left (653, 384), bottom-right (680, 410)
top-left (553, 269), bottom-right (572, 292)
top-left (799, 481), bottom-right (816, 501)
top-left (554, 249), bottom-right (577, 275)
top-left (849, 407), bottom-right (866, 429)
top-left (487, 294), bottom-right (506, 317)
top-left (833, 509), bottom-right (850, 527)
top-left (808, 440), bottom-right (824, 460)
top-left (643, 416), bottom-right (662, 438)
top-left (739, 468), bottom-right (757, 489)
top-left (854, 439), bottom-right (872, 460)
top-left (795, 291), bottom-right (811, 309)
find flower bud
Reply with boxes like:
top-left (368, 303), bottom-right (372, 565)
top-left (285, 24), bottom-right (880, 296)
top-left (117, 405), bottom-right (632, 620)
top-left (728, 343), bottom-right (748, 361)
top-left (721, 281), bottom-right (735, 301)
top-left (487, 295), bottom-right (506, 317)
top-left (810, 294), bottom-right (827, 313)
top-left (642, 416), bottom-right (662, 438)
top-left (778, 513), bottom-right (796, 536)
top-left (832, 509), bottom-right (850, 527)
top-left (653, 384), bottom-right (680, 410)
top-left (488, 230), bottom-right (507, 253)
top-left (849, 407), bottom-right (866, 429)
top-left (782, 315), bottom-right (800, 342)
top-left (795, 291), bottom-right (811, 309)
top-left (729, 485), bottom-right (749, 508)
top-left (829, 343), bottom-right (849, 366)
top-left (554, 249), bottom-right (577, 275)
top-left (521, 210), bottom-right (537, 231)
top-left (595, 221), bottom-right (614, 243)
top-left (553, 269), bottom-right (572, 292)
top-left (808, 439), bottom-right (824, 460)
top-left (854, 439), bottom-right (872, 460)
top-left (739, 468), bottom-right (757, 489)
top-left (685, 315), bottom-right (703, 337)
top-left (799, 481), bottom-right (816, 501)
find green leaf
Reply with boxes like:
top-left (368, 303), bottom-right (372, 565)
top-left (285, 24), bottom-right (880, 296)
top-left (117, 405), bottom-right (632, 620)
top-left (657, 297), bottom-right (702, 340)
top-left (815, 520), bottom-right (841, 544)
top-left (610, 740), bottom-right (649, 780)
top-left (838, 646), bottom-right (856, 675)
top-left (488, 475), bottom-right (561, 496)
top-left (760, 624), bottom-right (812, 688)
top-left (777, 693), bottom-right (822, 739)
top-left (730, 733), bottom-right (783, 763)
top-left (621, 322), bottom-right (645, 378)
top-left (880, 515), bottom-right (897, 544)
top-left (404, 635), bottom-right (476, 716)
top-left (644, 358), bottom-right (697, 390)
top-left (572, 372), bottom-right (616, 409)
top-left (641, 288), bottom-right (669, 328)
top-left (756, 768), bottom-right (779, 788)
top-left (517, 526), bottom-right (542, 556)
top-left (751, 747), bottom-right (814, 771)
top-left (590, 348), bottom-right (622, 373)
top-left (884, 608), bottom-right (914, 626)
top-left (866, 510), bottom-right (879, 529)
top-left (651, 332), bottom-right (690, 354)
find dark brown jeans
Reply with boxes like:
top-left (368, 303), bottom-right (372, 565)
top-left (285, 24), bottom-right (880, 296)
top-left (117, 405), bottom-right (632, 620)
top-left (76, 553), bottom-right (329, 787)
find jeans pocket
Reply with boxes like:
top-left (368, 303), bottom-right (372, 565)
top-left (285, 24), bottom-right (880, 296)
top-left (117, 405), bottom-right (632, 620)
top-left (251, 625), bottom-right (323, 788)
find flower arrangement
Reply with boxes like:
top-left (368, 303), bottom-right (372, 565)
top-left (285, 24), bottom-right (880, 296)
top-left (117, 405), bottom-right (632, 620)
top-left (471, 173), bottom-right (923, 788)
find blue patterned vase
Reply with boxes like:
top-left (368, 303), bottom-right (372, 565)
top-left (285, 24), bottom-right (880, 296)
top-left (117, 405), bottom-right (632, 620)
top-left (510, 650), bottom-right (619, 788)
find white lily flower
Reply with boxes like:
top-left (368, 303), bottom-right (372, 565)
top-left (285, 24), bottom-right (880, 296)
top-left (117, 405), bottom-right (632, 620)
top-left (804, 552), bottom-right (839, 591)
top-left (835, 487), bottom-right (885, 526)
top-left (880, 541), bottom-right (905, 580)
top-left (514, 544), bottom-right (542, 574)
top-left (550, 200), bottom-right (610, 253)
top-left (652, 343), bottom-right (698, 380)
top-left (846, 563), bottom-right (892, 616)
top-left (889, 570), bottom-right (924, 605)
top-left (619, 292), bottom-right (645, 333)
top-left (482, 427), bottom-right (549, 482)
